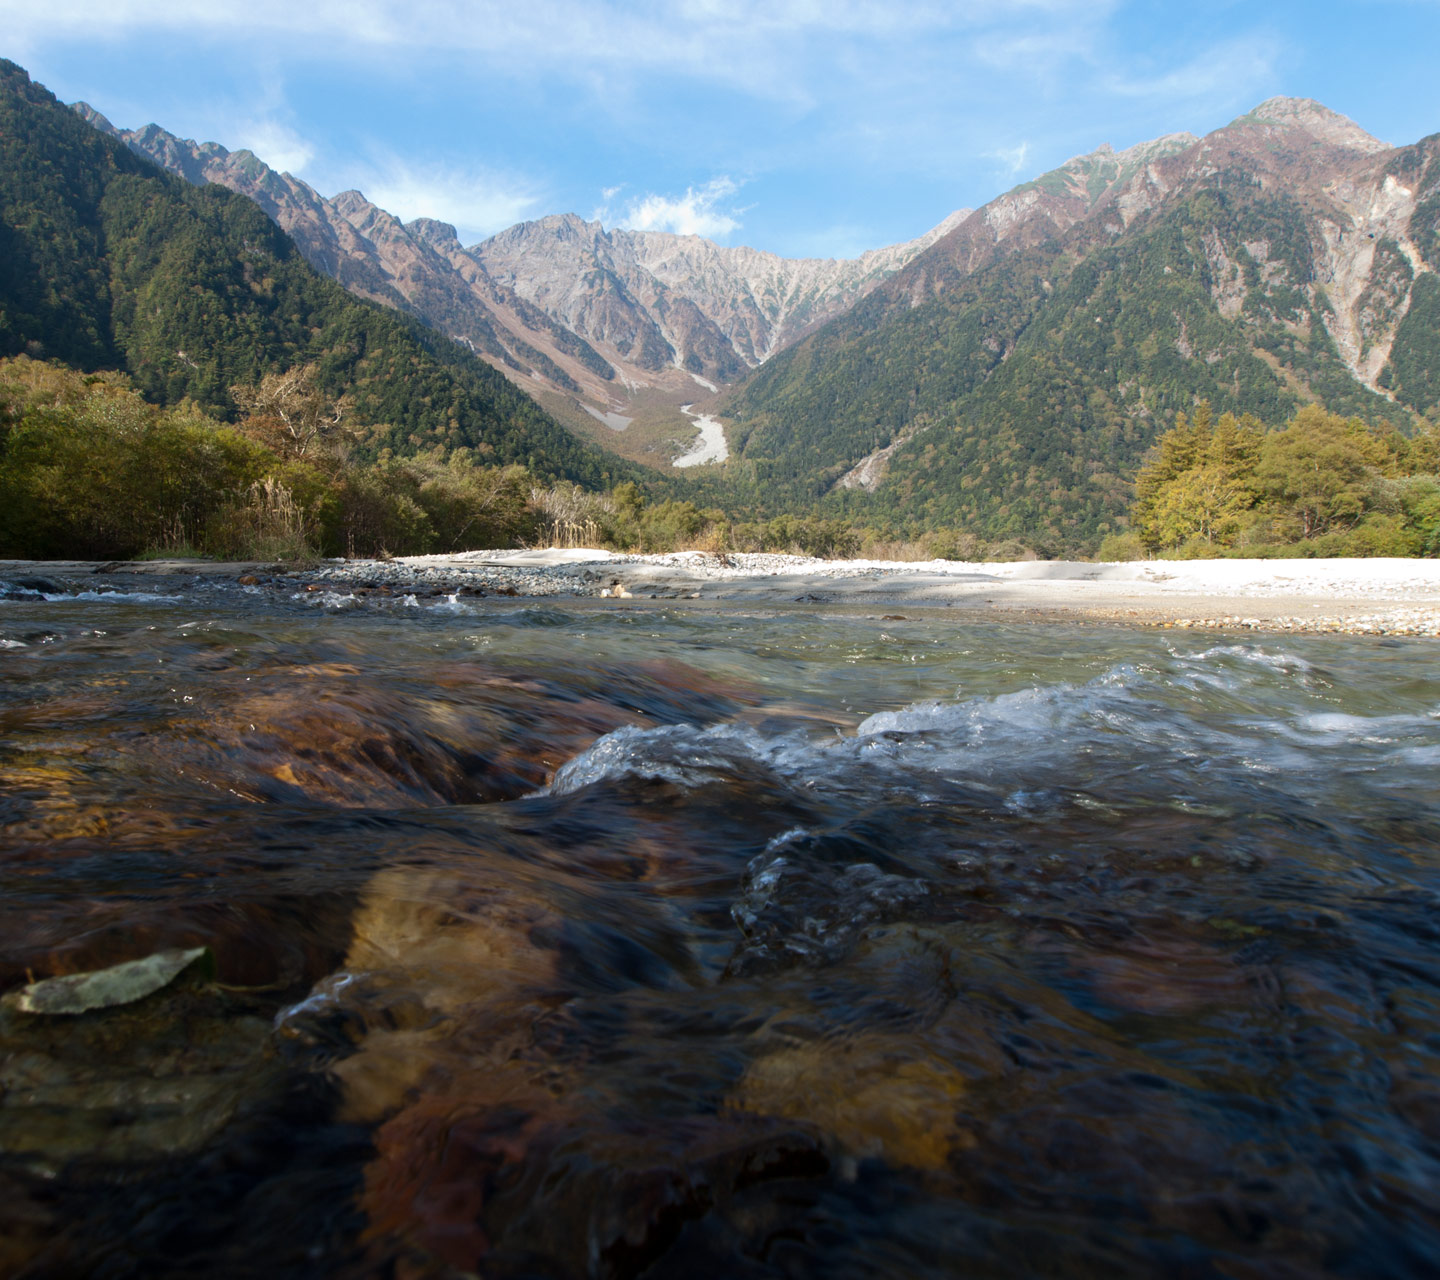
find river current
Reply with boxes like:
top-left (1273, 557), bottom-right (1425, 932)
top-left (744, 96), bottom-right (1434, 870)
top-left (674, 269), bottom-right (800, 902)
top-left (2, 580), bottom-right (1439, 1278)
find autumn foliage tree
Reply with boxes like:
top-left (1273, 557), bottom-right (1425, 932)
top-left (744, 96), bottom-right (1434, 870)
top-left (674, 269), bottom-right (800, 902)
top-left (1132, 402), bottom-right (1440, 556)
top-left (231, 365), bottom-right (353, 461)
top-left (1133, 403), bottom-right (1263, 549)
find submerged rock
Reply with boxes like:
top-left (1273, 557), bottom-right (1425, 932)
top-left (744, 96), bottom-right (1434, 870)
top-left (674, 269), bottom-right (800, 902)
top-left (0, 978), bottom-right (280, 1168)
top-left (729, 1036), bottom-right (971, 1170)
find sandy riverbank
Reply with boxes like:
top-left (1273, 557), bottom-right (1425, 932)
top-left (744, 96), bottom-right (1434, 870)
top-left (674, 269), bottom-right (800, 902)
top-left (9, 552), bottom-right (1439, 635)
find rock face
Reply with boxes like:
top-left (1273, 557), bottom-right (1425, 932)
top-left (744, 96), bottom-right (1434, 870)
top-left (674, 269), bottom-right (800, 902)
top-left (473, 211), bottom-right (968, 381)
top-left (893, 98), bottom-right (1426, 395)
top-left (72, 103), bottom-right (956, 409)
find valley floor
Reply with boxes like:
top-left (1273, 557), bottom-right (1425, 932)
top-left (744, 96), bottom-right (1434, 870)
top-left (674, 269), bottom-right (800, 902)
top-left (9, 554), bottom-right (1440, 635)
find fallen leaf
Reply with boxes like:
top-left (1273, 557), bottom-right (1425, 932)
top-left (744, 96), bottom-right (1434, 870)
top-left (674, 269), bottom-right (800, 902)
top-left (4, 947), bottom-right (212, 1015)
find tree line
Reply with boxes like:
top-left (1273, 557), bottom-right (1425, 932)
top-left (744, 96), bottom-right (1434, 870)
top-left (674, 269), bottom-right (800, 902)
top-left (0, 357), bottom-right (877, 563)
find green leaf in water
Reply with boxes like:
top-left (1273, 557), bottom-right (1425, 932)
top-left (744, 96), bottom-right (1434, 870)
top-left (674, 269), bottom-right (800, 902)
top-left (4, 948), bottom-right (213, 1015)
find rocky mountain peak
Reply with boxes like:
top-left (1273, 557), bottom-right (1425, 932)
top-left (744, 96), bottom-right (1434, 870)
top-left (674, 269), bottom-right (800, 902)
top-left (1235, 96), bottom-right (1388, 153)
top-left (329, 190), bottom-right (371, 218)
top-left (407, 217), bottom-right (463, 252)
top-left (521, 212), bottom-right (603, 242)
top-left (70, 102), bottom-right (118, 136)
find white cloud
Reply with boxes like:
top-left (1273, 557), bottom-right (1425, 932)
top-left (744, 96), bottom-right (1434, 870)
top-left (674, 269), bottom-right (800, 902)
top-left (990, 141), bottom-right (1031, 180)
top-left (611, 177), bottom-right (744, 239)
top-left (233, 120), bottom-right (314, 175)
top-left (351, 155), bottom-right (542, 242)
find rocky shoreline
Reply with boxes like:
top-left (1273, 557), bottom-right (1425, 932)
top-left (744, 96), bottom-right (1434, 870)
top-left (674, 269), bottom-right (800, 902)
top-left (4, 550), bottom-right (1440, 636)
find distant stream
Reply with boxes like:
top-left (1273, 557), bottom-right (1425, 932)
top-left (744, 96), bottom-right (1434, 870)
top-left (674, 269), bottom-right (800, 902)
top-left (674, 403), bottom-right (730, 466)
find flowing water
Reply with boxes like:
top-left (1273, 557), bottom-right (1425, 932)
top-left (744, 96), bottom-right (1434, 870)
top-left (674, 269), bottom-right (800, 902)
top-left (2, 579), bottom-right (1439, 1278)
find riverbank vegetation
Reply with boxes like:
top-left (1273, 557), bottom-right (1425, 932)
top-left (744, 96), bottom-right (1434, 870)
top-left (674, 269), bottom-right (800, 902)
top-left (5, 361), bottom-right (1438, 565)
top-left (1116, 402), bottom-right (1440, 559)
top-left (0, 358), bottom-right (891, 562)
top-left (0, 358), bottom-right (535, 561)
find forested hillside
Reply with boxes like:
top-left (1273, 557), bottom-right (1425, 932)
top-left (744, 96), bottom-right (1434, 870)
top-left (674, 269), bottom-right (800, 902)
top-left (0, 61), bottom-right (632, 489)
top-left (721, 103), bottom-right (1440, 553)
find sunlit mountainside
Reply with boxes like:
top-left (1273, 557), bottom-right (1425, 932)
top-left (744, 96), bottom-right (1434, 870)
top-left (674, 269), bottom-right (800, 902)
top-left (5, 57), bottom-right (1438, 554)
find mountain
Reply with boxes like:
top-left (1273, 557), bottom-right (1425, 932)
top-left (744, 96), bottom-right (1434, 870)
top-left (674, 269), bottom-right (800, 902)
top-left (70, 105), bottom-right (622, 401)
top-left (471, 211), bottom-right (968, 385)
top-left (0, 61), bottom-right (627, 487)
top-left (72, 105), bottom-right (961, 420)
top-left (719, 98), bottom-right (1440, 550)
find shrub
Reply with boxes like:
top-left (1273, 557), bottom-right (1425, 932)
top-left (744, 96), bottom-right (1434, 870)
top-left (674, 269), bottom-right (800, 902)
top-left (986, 538), bottom-right (1038, 562)
top-left (206, 477), bottom-right (317, 563)
top-left (1095, 532), bottom-right (1147, 562)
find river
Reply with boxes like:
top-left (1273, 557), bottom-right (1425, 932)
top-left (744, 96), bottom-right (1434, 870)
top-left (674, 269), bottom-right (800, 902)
top-left (2, 578), bottom-right (1439, 1278)
top-left (674, 405), bottom-right (729, 467)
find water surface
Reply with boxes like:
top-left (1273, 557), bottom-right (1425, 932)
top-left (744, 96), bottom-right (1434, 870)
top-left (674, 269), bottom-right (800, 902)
top-left (2, 581), bottom-right (1438, 1278)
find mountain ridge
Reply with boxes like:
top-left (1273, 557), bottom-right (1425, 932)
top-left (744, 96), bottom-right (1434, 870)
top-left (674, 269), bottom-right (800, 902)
top-left (2, 63), bottom-right (627, 489)
top-left (57, 81), bottom-right (1440, 552)
top-left (714, 97), bottom-right (1439, 549)
top-left (73, 102), bottom-right (959, 430)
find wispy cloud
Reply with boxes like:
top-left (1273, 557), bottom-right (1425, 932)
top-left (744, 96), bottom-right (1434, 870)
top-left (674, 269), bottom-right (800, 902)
top-left (350, 154), bottom-right (542, 242)
top-left (233, 119), bottom-right (314, 175)
top-left (1102, 37), bottom-right (1280, 106)
top-left (604, 176), bottom-right (745, 239)
top-left (990, 141), bottom-right (1031, 181)
top-left (13, 0), bottom-right (1324, 253)
top-left (11, 1), bottom-right (1118, 100)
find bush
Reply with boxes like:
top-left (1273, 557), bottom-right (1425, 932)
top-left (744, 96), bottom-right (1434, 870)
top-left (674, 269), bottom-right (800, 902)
top-left (206, 478), bottom-right (317, 563)
top-left (326, 463), bottom-right (435, 559)
top-left (0, 359), bottom-right (272, 558)
top-left (985, 538), bottom-right (1038, 562)
top-left (1095, 532), bottom-right (1146, 562)
top-left (925, 530), bottom-right (987, 561)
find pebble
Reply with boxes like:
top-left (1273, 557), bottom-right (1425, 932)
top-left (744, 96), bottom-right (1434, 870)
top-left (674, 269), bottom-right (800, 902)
top-left (304, 551), bottom-right (916, 599)
top-left (1161, 609), bottom-right (1440, 636)
top-left (269, 554), bottom-right (1440, 635)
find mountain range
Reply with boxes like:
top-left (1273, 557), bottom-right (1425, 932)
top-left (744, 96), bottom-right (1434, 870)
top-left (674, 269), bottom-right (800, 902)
top-left (0, 60), bottom-right (627, 490)
top-left (74, 104), bottom-right (962, 434)
top-left (718, 97), bottom-right (1440, 546)
top-left (19, 65), bottom-right (1440, 551)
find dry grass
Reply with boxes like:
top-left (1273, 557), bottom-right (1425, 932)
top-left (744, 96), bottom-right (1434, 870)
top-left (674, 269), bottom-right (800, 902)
top-left (207, 478), bottom-right (317, 563)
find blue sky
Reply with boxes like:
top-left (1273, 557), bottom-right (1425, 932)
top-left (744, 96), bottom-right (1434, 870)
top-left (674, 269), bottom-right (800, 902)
top-left (5, 1), bottom-right (1439, 257)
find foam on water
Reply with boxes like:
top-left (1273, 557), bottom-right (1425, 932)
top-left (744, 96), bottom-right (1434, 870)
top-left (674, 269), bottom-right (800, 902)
top-left (291, 589), bottom-right (362, 609)
top-left (541, 643), bottom-right (1440, 815)
top-left (1, 586), bottom-right (181, 604)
